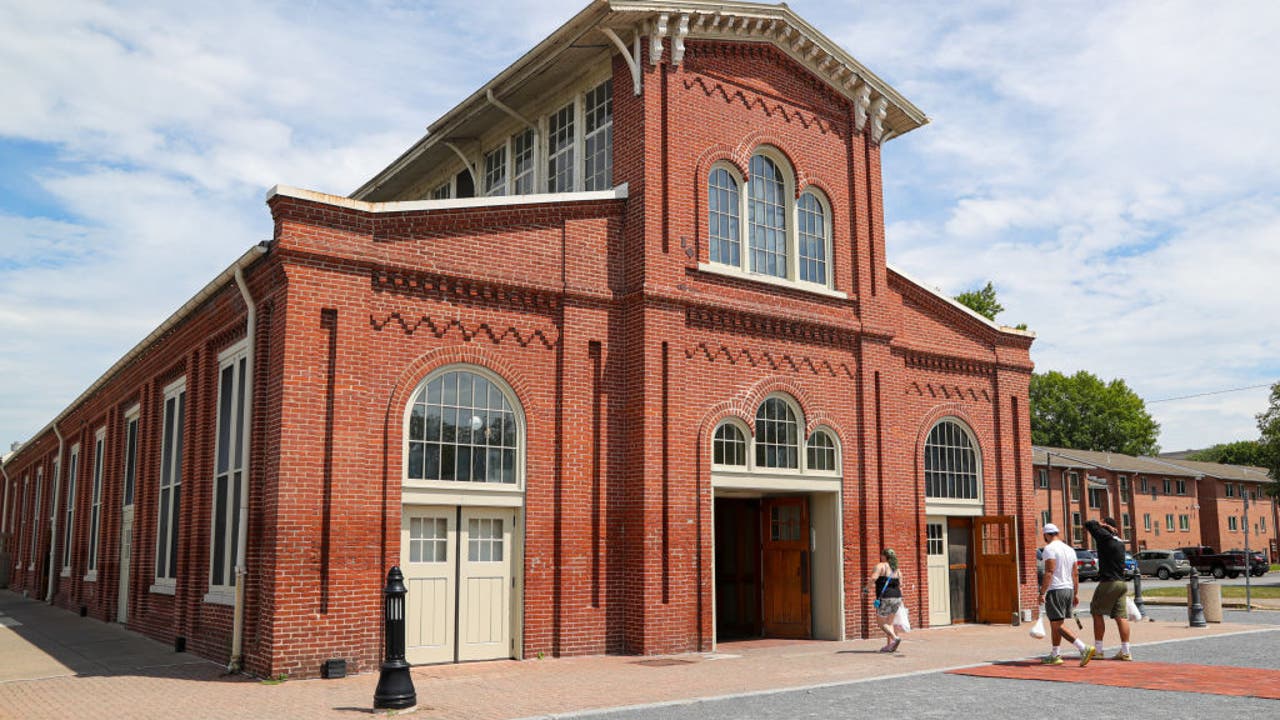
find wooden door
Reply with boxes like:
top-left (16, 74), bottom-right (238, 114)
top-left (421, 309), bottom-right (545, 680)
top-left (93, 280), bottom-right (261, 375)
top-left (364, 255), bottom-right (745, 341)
top-left (456, 507), bottom-right (515, 662)
top-left (402, 506), bottom-right (456, 665)
top-left (974, 515), bottom-right (1018, 624)
top-left (715, 498), bottom-right (761, 639)
top-left (925, 519), bottom-right (951, 627)
top-left (761, 497), bottom-right (810, 639)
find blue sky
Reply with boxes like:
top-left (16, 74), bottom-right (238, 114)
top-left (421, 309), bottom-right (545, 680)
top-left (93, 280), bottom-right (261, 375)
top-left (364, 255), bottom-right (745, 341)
top-left (2, 0), bottom-right (1278, 455)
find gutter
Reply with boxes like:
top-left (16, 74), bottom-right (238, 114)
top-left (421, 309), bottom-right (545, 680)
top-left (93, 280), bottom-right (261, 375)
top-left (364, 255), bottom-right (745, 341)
top-left (46, 425), bottom-right (64, 603)
top-left (228, 267), bottom-right (256, 673)
top-left (8, 244), bottom-right (270, 463)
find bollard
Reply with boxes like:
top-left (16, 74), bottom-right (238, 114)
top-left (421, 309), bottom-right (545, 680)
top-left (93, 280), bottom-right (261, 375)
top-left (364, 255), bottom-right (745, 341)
top-left (1132, 571), bottom-right (1149, 620)
top-left (373, 566), bottom-right (417, 710)
top-left (1188, 572), bottom-right (1207, 628)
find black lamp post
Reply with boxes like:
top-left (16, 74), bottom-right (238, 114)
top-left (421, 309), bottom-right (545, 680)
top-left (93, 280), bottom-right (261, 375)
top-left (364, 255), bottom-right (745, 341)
top-left (1188, 572), bottom-right (1207, 628)
top-left (373, 566), bottom-right (416, 710)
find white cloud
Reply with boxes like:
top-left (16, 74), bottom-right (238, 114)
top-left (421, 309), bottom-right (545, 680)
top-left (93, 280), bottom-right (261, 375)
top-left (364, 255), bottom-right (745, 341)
top-left (1, 0), bottom-right (1277, 455)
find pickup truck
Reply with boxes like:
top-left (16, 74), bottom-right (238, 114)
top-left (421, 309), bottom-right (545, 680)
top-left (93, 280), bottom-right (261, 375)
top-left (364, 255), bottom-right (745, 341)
top-left (1176, 545), bottom-right (1249, 579)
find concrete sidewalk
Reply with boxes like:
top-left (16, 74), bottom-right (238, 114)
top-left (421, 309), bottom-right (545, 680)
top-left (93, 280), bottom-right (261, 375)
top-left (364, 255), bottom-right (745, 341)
top-left (0, 589), bottom-right (1274, 720)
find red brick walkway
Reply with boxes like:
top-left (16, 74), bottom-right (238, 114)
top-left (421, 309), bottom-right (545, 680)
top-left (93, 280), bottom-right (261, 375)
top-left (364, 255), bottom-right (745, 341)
top-left (949, 660), bottom-right (1280, 700)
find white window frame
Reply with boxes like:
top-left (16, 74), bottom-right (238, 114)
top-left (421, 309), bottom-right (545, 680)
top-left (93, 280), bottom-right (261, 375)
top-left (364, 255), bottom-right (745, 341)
top-left (152, 377), bottom-right (186, 594)
top-left (1071, 511), bottom-right (1082, 545)
top-left (483, 145), bottom-right (507, 197)
top-left (207, 342), bottom-right (248, 603)
top-left (1068, 471), bottom-right (1080, 501)
top-left (923, 418), bottom-right (983, 512)
top-left (545, 100), bottom-right (576, 193)
top-left (85, 428), bottom-right (106, 581)
top-left (1179, 514), bottom-right (1190, 532)
top-left (700, 147), bottom-right (839, 297)
top-left (710, 396), bottom-right (842, 492)
top-left (1118, 475), bottom-right (1129, 502)
top-left (1037, 468), bottom-right (1049, 489)
top-left (1122, 512), bottom-right (1132, 535)
top-left (1228, 516), bottom-right (1238, 532)
top-left (61, 443), bottom-right (80, 577)
top-left (1165, 513), bottom-right (1175, 531)
top-left (29, 467), bottom-right (42, 570)
top-left (122, 404), bottom-right (140, 508)
top-left (402, 364), bottom-right (526, 496)
top-left (582, 79), bottom-right (613, 191)
top-left (1143, 513), bottom-right (1151, 531)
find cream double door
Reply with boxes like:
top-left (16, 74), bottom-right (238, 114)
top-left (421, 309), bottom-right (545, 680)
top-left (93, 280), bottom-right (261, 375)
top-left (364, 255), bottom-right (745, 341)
top-left (926, 518), bottom-right (951, 627)
top-left (401, 506), bottom-right (516, 665)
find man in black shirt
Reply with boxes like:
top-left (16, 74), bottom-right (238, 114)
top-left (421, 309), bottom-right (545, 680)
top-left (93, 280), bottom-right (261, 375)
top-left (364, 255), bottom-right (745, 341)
top-left (1085, 517), bottom-right (1133, 660)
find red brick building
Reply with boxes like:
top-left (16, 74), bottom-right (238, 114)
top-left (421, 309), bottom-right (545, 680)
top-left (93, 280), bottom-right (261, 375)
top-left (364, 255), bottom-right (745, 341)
top-left (1, 1), bottom-right (1037, 678)
top-left (1032, 447), bottom-right (1277, 560)
top-left (1160, 458), bottom-right (1277, 562)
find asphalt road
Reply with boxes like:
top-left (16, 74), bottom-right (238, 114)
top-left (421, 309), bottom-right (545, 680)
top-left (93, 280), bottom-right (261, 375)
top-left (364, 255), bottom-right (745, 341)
top-left (582, 618), bottom-right (1280, 720)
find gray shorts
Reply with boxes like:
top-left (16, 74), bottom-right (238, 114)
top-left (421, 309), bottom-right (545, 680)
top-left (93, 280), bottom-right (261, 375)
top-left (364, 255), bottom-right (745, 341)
top-left (1044, 588), bottom-right (1074, 622)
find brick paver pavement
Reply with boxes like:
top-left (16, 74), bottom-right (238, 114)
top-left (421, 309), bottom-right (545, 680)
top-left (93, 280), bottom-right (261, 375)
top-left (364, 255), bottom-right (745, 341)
top-left (1, 589), bottom-right (1275, 720)
top-left (949, 659), bottom-right (1280, 700)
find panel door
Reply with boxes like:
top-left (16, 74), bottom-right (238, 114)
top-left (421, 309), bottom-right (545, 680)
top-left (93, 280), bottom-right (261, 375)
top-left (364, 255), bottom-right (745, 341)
top-left (402, 506), bottom-right (456, 665)
top-left (761, 497), bottom-right (810, 639)
top-left (925, 518), bottom-right (951, 627)
top-left (974, 515), bottom-right (1018, 624)
top-left (457, 507), bottom-right (515, 662)
top-left (117, 506), bottom-right (134, 623)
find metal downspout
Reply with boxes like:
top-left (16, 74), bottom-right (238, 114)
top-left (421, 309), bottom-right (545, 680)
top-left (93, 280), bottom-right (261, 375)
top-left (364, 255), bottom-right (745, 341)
top-left (229, 268), bottom-right (256, 672)
top-left (47, 424), bottom-right (64, 603)
top-left (1, 462), bottom-right (11, 533)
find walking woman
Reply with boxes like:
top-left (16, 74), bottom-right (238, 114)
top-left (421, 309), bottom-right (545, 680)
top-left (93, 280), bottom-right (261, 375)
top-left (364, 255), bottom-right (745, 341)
top-left (869, 548), bottom-right (904, 652)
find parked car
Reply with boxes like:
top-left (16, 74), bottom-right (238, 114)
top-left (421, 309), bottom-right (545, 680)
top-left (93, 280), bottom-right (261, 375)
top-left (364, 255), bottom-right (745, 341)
top-left (1135, 549), bottom-right (1192, 580)
top-left (1123, 552), bottom-right (1138, 580)
top-left (1224, 549), bottom-right (1269, 577)
top-left (1177, 545), bottom-right (1249, 579)
top-left (1074, 549), bottom-right (1099, 581)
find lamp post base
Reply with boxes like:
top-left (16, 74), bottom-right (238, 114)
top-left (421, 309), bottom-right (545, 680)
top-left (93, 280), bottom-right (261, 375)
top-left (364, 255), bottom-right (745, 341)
top-left (373, 659), bottom-right (417, 710)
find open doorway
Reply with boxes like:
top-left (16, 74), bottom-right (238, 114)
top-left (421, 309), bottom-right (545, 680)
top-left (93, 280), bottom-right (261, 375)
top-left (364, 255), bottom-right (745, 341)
top-left (714, 496), bottom-right (812, 641)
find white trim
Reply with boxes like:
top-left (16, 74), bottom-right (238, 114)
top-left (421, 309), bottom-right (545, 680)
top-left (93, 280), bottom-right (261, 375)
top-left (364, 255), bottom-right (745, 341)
top-left (217, 338), bottom-right (248, 363)
top-left (711, 473), bottom-right (842, 494)
top-left (83, 570), bottom-right (97, 583)
top-left (269, 183), bottom-right (627, 214)
top-left (203, 590), bottom-right (235, 606)
top-left (149, 582), bottom-right (175, 596)
top-left (696, 263), bottom-right (847, 299)
top-left (400, 486), bottom-right (526, 507)
top-left (888, 263), bottom-right (1034, 337)
top-left (923, 498), bottom-right (983, 517)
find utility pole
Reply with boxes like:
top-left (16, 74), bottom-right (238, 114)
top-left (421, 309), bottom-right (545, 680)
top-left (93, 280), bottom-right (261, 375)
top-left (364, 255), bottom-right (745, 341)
top-left (1244, 490), bottom-right (1252, 612)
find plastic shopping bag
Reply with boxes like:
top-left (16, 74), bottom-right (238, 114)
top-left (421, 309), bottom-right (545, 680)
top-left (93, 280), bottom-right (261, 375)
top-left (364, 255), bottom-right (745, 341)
top-left (893, 605), bottom-right (912, 633)
top-left (1126, 595), bottom-right (1142, 622)
top-left (1029, 605), bottom-right (1047, 639)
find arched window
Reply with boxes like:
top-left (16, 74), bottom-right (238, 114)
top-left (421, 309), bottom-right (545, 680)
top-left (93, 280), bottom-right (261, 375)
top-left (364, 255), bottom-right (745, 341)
top-left (924, 420), bottom-right (980, 500)
top-left (704, 148), bottom-right (834, 292)
top-left (796, 191), bottom-right (828, 285)
top-left (708, 166), bottom-right (741, 267)
top-left (713, 422), bottom-right (747, 467)
top-left (406, 369), bottom-right (519, 484)
top-left (806, 429), bottom-right (837, 472)
top-left (755, 397), bottom-right (799, 469)
top-left (748, 154), bottom-right (788, 278)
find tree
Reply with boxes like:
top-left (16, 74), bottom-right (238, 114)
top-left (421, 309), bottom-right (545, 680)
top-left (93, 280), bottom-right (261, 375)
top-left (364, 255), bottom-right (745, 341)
top-left (1188, 440), bottom-right (1269, 467)
top-left (1256, 381), bottom-right (1280, 497)
top-left (955, 281), bottom-right (1004, 322)
top-left (1029, 370), bottom-right (1161, 456)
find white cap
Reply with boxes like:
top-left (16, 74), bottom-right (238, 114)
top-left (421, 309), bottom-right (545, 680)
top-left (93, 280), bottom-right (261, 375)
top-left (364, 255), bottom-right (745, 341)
top-left (1042, 523), bottom-right (1060, 535)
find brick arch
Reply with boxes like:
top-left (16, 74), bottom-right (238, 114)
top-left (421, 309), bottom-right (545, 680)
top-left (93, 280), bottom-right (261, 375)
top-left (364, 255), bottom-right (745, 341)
top-left (383, 344), bottom-right (534, 446)
top-left (797, 174), bottom-right (839, 208)
top-left (803, 409), bottom-right (846, 444)
top-left (912, 404), bottom-right (996, 498)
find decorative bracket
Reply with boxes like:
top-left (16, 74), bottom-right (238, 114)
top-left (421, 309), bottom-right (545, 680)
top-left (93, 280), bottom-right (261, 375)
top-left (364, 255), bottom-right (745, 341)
top-left (869, 97), bottom-right (889, 143)
top-left (442, 140), bottom-right (479, 189)
top-left (485, 88), bottom-right (538, 133)
top-left (671, 13), bottom-right (690, 65)
top-left (602, 27), bottom-right (643, 95)
top-left (853, 83), bottom-right (872, 132)
top-left (650, 13), bottom-right (669, 65)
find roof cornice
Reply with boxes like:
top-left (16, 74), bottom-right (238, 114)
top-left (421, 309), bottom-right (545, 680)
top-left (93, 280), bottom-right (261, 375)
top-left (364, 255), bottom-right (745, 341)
top-left (352, 0), bottom-right (928, 200)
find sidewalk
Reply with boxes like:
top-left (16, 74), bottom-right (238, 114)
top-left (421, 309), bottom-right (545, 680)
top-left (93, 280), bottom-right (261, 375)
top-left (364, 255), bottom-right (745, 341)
top-left (0, 589), bottom-right (1273, 720)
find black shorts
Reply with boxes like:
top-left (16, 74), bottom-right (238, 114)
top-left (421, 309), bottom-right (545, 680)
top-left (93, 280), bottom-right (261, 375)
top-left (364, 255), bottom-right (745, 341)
top-left (1044, 588), bottom-right (1074, 622)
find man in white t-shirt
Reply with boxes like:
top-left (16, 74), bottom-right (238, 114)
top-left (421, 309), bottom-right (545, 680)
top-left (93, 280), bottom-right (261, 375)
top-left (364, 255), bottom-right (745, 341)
top-left (1037, 523), bottom-right (1096, 666)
